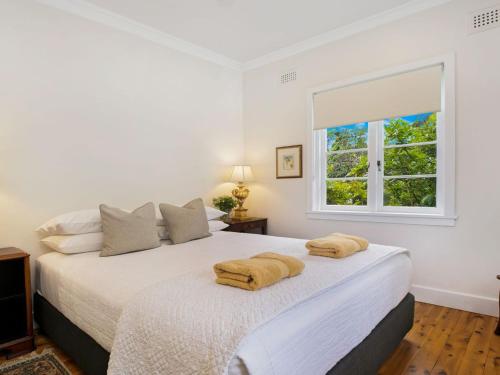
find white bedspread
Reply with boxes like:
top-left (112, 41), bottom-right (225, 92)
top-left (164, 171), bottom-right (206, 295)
top-left (107, 236), bottom-right (408, 375)
top-left (36, 232), bottom-right (411, 375)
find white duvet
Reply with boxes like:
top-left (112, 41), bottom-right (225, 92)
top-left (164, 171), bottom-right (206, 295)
top-left (37, 232), bottom-right (411, 375)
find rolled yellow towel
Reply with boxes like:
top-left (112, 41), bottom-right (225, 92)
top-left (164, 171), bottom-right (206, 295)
top-left (306, 233), bottom-right (368, 259)
top-left (214, 252), bottom-right (304, 291)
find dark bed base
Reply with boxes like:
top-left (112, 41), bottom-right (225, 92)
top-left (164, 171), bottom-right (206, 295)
top-left (34, 293), bottom-right (109, 375)
top-left (34, 292), bottom-right (414, 375)
top-left (327, 293), bottom-right (414, 375)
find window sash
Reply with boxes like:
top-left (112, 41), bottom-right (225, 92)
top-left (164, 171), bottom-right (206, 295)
top-left (382, 174), bottom-right (436, 179)
top-left (327, 177), bottom-right (368, 181)
top-left (327, 147), bottom-right (368, 155)
top-left (383, 140), bottom-right (436, 149)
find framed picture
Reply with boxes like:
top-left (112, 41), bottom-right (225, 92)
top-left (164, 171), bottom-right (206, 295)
top-left (276, 145), bottom-right (303, 179)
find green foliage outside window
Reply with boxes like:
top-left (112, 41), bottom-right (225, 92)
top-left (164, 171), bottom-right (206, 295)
top-left (327, 180), bottom-right (367, 206)
top-left (327, 125), bottom-right (367, 151)
top-left (326, 123), bottom-right (369, 206)
top-left (384, 178), bottom-right (436, 207)
top-left (327, 152), bottom-right (368, 178)
top-left (326, 113), bottom-right (437, 207)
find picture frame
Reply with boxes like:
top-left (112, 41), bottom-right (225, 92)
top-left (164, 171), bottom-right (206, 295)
top-left (276, 145), bottom-right (303, 179)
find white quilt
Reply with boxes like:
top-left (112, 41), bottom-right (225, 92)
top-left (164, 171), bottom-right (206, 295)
top-left (108, 242), bottom-right (408, 375)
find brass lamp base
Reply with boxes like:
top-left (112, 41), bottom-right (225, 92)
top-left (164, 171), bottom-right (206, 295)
top-left (231, 183), bottom-right (250, 219)
top-left (232, 208), bottom-right (248, 219)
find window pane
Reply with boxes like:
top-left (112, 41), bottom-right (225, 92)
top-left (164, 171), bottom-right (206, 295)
top-left (384, 144), bottom-right (436, 176)
top-left (384, 112), bottom-right (436, 145)
top-left (384, 177), bottom-right (436, 207)
top-left (327, 151), bottom-right (368, 178)
top-left (326, 180), bottom-right (367, 206)
top-left (327, 123), bottom-right (368, 151)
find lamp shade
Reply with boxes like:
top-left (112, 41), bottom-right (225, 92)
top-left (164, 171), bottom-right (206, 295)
top-left (230, 165), bottom-right (254, 183)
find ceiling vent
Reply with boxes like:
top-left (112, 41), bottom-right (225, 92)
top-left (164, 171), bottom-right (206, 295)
top-left (469, 5), bottom-right (499, 34)
top-left (280, 71), bottom-right (297, 84)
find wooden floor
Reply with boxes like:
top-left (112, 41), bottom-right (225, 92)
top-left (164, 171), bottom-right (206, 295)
top-left (379, 302), bottom-right (499, 375)
top-left (1, 302), bottom-right (498, 374)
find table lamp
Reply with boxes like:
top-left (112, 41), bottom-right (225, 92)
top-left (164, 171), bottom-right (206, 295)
top-left (230, 165), bottom-right (254, 219)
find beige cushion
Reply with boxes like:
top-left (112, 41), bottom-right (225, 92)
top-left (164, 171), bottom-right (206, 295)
top-left (159, 198), bottom-right (211, 244)
top-left (99, 202), bottom-right (160, 257)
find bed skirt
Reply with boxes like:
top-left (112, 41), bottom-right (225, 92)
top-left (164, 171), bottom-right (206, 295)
top-left (34, 292), bottom-right (414, 375)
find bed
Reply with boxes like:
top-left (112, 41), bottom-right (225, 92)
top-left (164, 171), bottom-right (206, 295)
top-left (35, 231), bottom-right (414, 375)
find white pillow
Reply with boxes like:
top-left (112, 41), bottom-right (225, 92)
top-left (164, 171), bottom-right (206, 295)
top-left (40, 221), bottom-right (225, 254)
top-left (41, 232), bottom-right (103, 254)
top-left (36, 209), bottom-right (102, 237)
top-left (42, 226), bottom-right (169, 254)
top-left (157, 226), bottom-right (169, 240)
top-left (155, 206), bottom-right (226, 225)
top-left (205, 206), bottom-right (227, 221)
top-left (208, 220), bottom-right (229, 232)
top-left (37, 205), bottom-right (224, 238)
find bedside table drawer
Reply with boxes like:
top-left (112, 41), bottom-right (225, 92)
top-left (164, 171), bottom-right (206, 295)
top-left (240, 225), bottom-right (262, 234)
top-left (223, 218), bottom-right (267, 235)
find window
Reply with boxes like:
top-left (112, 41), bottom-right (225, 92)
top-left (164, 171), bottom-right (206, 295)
top-left (308, 56), bottom-right (456, 225)
top-left (323, 112), bottom-right (438, 210)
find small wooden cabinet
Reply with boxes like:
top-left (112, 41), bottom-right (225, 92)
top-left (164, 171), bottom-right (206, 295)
top-left (223, 217), bottom-right (267, 235)
top-left (0, 248), bottom-right (34, 358)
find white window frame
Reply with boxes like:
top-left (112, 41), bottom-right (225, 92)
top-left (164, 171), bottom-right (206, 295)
top-left (306, 55), bottom-right (456, 226)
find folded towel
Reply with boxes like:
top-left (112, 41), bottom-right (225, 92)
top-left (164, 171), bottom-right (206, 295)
top-left (252, 252), bottom-right (304, 277)
top-left (306, 233), bottom-right (369, 258)
top-left (214, 252), bottom-right (305, 291)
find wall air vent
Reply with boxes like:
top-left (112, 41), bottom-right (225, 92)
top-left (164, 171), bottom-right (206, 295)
top-left (469, 5), bottom-right (500, 34)
top-left (280, 71), bottom-right (297, 84)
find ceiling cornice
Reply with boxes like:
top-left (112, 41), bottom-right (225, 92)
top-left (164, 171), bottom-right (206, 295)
top-left (242, 0), bottom-right (453, 71)
top-left (35, 0), bottom-right (243, 71)
top-left (36, 0), bottom-right (452, 72)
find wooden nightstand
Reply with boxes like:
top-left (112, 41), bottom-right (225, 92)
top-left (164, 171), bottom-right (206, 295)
top-left (223, 217), bottom-right (267, 235)
top-left (0, 248), bottom-right (34, 358)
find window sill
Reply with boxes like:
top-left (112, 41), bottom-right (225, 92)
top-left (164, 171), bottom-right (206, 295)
top-left (306, 210), bottom-right (457, 226)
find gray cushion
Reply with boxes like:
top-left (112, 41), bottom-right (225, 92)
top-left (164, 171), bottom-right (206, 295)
top-left (159, 198), bottom-right (211, 244)
top-left (99, 202), bottom-right (160, 257)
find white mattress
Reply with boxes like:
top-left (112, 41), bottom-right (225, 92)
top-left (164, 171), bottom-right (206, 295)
top-left (36, 232), bottom-right (412, 375)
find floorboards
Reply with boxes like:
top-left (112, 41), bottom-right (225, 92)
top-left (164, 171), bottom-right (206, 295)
top-left (1, 302), bottom-right (498, 374)
top-left (379, 303), bottom-right (499, 375)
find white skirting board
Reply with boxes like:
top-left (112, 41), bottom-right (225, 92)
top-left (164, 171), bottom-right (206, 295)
top-left (411, 284), bottom-right (498, 317)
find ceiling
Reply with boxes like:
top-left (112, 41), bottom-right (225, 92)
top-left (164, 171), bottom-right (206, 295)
top-left (84, 0), bottom-right (416, 63)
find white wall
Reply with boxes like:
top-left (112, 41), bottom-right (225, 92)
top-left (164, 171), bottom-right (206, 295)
top-left (1, 0), bottom-right (498, 317)
top-left (243, 0), bottom-right (500, 316)
top-left (0, 1), bottom-right (243, 267)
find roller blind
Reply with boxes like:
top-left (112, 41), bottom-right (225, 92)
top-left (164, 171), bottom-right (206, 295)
top-left (313, 64), bottom-right (442, 130)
